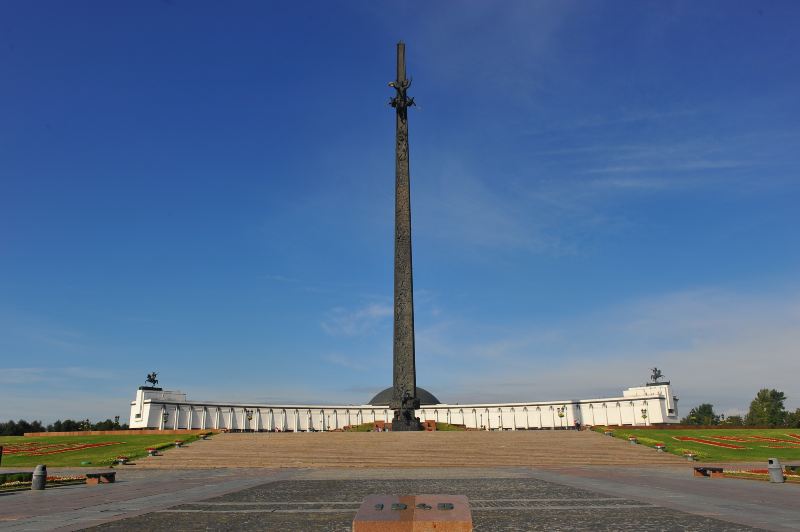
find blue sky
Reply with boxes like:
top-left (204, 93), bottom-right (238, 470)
top-left (2, 1), bottom-right (799, 422)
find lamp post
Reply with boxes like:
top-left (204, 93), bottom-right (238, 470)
top-left (557, 406), bottom-right (566, 429)
top-left (640, 408), bottom-right (648, 426)
top-left (161, 409), bottom-right (169, 430)
top-left (245, 409), bottom-right (253, 432)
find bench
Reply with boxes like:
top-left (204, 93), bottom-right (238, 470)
top-left (85, 472), bottom-right (116, 485)
top-left (693, 466), bottom-right (724, 478)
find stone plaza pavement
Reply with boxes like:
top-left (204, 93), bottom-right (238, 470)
top-left (0, 432), bottom-right (798, 530)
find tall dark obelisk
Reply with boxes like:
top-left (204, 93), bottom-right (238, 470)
top-left (389, 42), bottom-right (422, 431)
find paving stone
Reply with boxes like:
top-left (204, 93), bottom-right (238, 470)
top-left (89, 477), bottom-right (760, 531)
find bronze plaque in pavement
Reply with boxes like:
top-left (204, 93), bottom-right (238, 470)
top-left (353, 494), bottom-right (472, 531)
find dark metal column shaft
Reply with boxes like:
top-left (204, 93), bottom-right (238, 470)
top-left (389, 41), bottom-right (421, 430)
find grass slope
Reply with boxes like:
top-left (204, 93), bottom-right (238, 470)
top-left (0, 434), bottom-right (204, 467)
top-left (594, 427), bottom-right (800, 462)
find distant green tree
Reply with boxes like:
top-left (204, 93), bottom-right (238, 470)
top-left (722, 415), bottom-right (744, 426)
top-left (745, 389), bottom-right (787, 426)
top-left (681, 404), bottom-right (719, 425)
top-left (785, 409), bottom-right (800, 428)
top-left (0, 419), bottom-right (46, 436)
top-left (91, 419), bottom-right (128, 430)
top-left (45, 419), bottom-right (128, 431)
top-left (92, 419), bottom-right (115, 430)
top-left (47, 419), bottom-right (81, 432)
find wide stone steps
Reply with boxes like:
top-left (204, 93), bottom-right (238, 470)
top-left (132, 431), bottom-right (684, 469)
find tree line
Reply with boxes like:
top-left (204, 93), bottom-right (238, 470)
top-left (0, 418), bottom-right (130, 436)
top-left (681, 388), bottom-right (800, 427)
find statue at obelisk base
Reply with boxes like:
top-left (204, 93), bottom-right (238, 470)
top-left (389, 41), bottom-right (422, 431)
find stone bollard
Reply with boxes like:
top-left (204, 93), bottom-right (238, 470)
top-left (31, 464), bottom-right (47, 490)
top-left (767, 458), bottom-right (785, 483)
top-left (686, 454), bottom-right (695, 462)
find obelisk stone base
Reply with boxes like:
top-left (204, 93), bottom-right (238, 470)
top-left (392, 410), bottom-right (422, 432)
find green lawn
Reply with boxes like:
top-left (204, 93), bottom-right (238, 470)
top-left (0, 434), bottom-right (206, 467)
top-left (594, 426), bottom-right (800, 462)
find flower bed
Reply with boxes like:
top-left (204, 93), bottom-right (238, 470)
top-left (749, 436), bottom-right (800, 444)
top-left (673, 436), bottom-right (746, 449)
top-left (2, 441), bottom-right (124, 456)
top-left (0, 475), bottom-right (87, 492)
top-left (723, 469), bottom-right (800, 483)
top-left (709, 435), bottom-right (750, 442)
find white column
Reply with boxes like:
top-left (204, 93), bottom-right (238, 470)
top-left (174, 405), bottom-right (179, 430)
top-left (201, 408), bottom-right (207, 430)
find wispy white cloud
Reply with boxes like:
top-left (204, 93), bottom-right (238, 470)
top-left (417, 161), bottom-right (585, 256)
top-left (415, 286), bottom-right (800, 413)
top-left (0, 309), bottom-right (90, 353)
top-left (586, 160), bottom-right (746, 175)
top-left (0, 367), bottom-right (115, 386)
top-left (523, 108), bottom-right (702, 137)
top-left (589, 177), bottom-right (672, 190)
top-left (322, 353), bottom-right (368, 372)
top-left (258, 273), bottom-right (299, 283)
top-left (321, 303), bottom-right (392, 336)
top-left (0, 391), bottom-right (132, 423)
